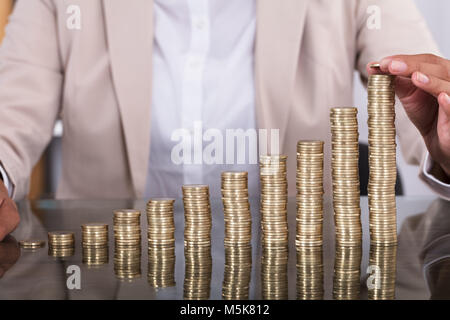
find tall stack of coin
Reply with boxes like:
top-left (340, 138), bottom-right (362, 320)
top-left (367, 74), bottom-right (397, 245)
top-left (81, 223), bottom-right (109, 266)
top-left (221, 171), bottom-right (252, 246)
top-left (113, 209), bottom-right (142, 280)
top-left (259, 155), bottom-right (288, 247)
top-left (296, 246), bottom-right (324, 300)
top-left (368, 244), bottom-right (397, 300)
top-left (262, 246), bottom-right (288, 300)
top-left (184, 244), bottom-right (212, 300)
top-left (48, 231), bottom-right (75, 257)
top-left (333, 245), bottom-right (362, 300)
top-left (182, 185), bottom-right (212, 246)
top-left (147, 198), bottom-right (176, 288)
top-left (222, 245), bottom-right (252, 300)
top-left (296, 141), bottom-right (324, 248)
top-left (330, 108), bottom-right (362, 246)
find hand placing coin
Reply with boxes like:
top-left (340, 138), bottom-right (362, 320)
top-left (367, 54), bottom-right (450, 179)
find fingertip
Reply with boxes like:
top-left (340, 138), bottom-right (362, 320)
top-left (411, 71), bottom-right (430, 86)
top-left (439, 92), bottom-right (450, 107)
top-left (438, 93), bottom-right (450, 119)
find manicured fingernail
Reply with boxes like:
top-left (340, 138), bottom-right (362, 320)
top-left (415, 72), bottom-right (430, 84)
top-left (380, 59), bottom-right (391, 70)
top-left (442, 93), bottom-right (450, 105)
top-left (390, 60), bottom-right (408, 73)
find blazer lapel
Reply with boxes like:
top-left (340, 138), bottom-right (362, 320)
top-left (255, 0), bottom-right (310, 152)
top-left (103, 0), bottom-right (153, 197)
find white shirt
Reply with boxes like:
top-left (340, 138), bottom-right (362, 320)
top-left (0, 0), bottom-right (449, 199)
top-left (145, 0), bottom-right (259, 198)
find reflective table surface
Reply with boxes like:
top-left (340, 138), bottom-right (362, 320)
top-left (0, 196), bottom-right (449, 300)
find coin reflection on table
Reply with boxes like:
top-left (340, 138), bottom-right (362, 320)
top-left (368, 244), bottom-right (397, 300)
top-left (184, 244), bottom-right (212, 300)
top-left (262, 246), bottom-right (288, 300)
top-left (222, 244), bottom-right (252, 300)
top-left (296, 245), bottom-right (323, 300)
top-left (333, 245), bottom-right (362, 300)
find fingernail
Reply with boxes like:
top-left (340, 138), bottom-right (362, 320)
top-left (442, 93), bottom-right (450, 105)
top-left (380, 59), bottom-right (391, 70)
top-left (390, 60), bottom-right (408, 73)
top-left (415, 72), bottom-right (430, 84)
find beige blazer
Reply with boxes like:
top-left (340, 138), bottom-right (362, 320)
top-left (0, 0), bottom-right (440, 200)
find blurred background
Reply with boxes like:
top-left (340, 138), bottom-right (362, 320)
top-left (0, 0), bottom-right (449, 199)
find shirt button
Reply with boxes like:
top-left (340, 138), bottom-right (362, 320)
top-left (194, 19), bottom-right (206, 30)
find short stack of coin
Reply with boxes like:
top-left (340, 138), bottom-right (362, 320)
top-left (221, 171), bottom-right (252, 247)
top-left (81, 223), bottom-right (108, 247)
top-left (182, 185), bottom-right (212, 247)
top-left (330, 108), bottom-right (362, 246)
top-left (262, 246), bottom-right (288, 300)
top-left (259, 155), bottom-right (289, 247)
top-left (367, 75), bottom-right (397, 245)
top-left (222, 245), bottom-right (252, 300)
top-left (19, 239), bottom-right (46, 250)
top-left (113, 209), bottom-right (141, 247)
top-left (81, 223), bottom-right (109, 265)
top-left (296, 246), bottom-right (324, 300)
top-left (296, 141), bottom-right (324, 248)
top-left (147, 198), bottom-right (176, 288)
top-left (48, 231), bottom-right (75, 257)
top-left (184, 244), bottom-right (212, 300)
top-left (368, 244), bottom-right (397, 300)
top-left (333, 245), bottom-right (362, 300)
top-left (113, 209), bottom-right (142, 280)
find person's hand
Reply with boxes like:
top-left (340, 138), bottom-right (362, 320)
top-left (0, 181), bottom-right (19, 241)
top-left (0, 235), bottom-right (20, 278)
top-left (367, 54), bottom-right (450, 178)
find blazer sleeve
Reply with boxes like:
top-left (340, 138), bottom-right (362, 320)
top-left (0, 0), bottom-right (63, 200)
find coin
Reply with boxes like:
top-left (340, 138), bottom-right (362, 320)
top-left (19, 239), bottom-right (46, 249)
top-left (367, 74), bottom-right (398, 245)
top-left (330, 107), bottom-right (362, 246)
top-left (296, 141), bottom-right (324, 248)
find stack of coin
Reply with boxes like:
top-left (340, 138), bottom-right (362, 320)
top-left (81, 223), bottom-right (109, 266)
top-left (262, 247), bottom-right (288, 300)
top-left (259, 155), bottom-right (288, 247)
top-left (19, 239), bottom-right (46, 250)
top-left (368, 244), bottom-right (397, 300)
top-left (184, 244), bottom-right (212, 300)
top-left (296, 246), bottom-right (324, 300)
top-left (221, 171), bottom-right (252, 247)
top-left (367, 75), bottom-right (397, 245)
top-left (81, 223), bottom-right (108, 247)
top-left (330, 108), bottom-right (362, 246)
top-left (113, 209), bottom-right (141, 280)
top-left (296, 141), bottom-right (324, 248)
top-left (182, 185), bottom-right (212, 247)
top-left (222, 244), bottom-right (252, 300)
top-left (113, 209), bottom-right (141, 247)
top-left (147, 198), bottom-right (176, 288)
top-left (333, 245), bottom-right (362, 300)
top-left (48, 231), bottom-right (75, 257)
